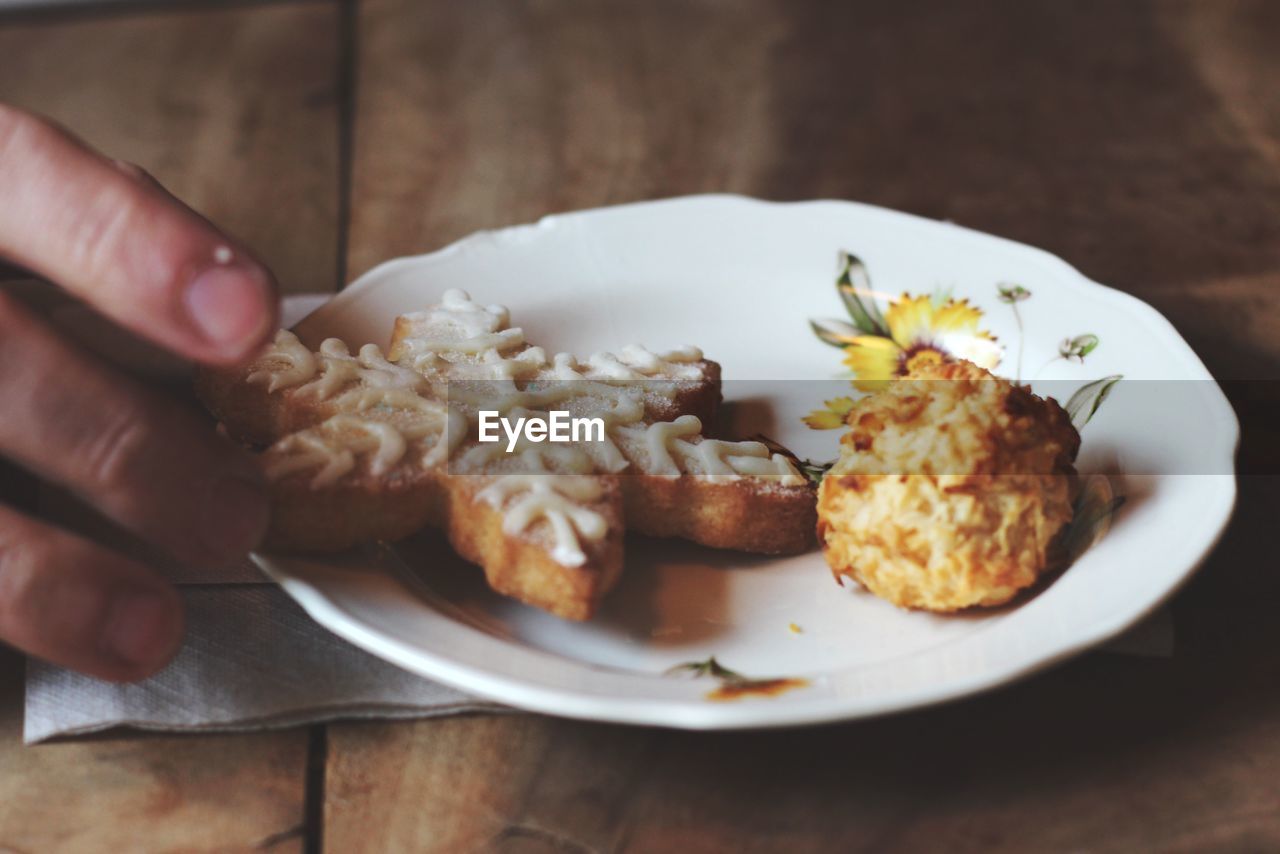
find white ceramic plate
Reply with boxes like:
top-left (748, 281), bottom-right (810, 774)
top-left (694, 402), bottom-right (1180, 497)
top-left (254, 195), bottom-right (1237, 729)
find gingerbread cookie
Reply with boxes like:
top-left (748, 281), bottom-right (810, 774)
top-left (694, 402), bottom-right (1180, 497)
top-left (199, 289), bottom-right (816, 619)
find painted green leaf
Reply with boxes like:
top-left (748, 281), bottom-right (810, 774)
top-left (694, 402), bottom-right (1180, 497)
top-left (1059, 475), bottom-right (1126, 564)
top-left (836, 251), bottom-right (888, 335)
top-left (1064, 374), bottom-right (1122, 429)
top-left (666, 656), bottom-right (748, 682)
top-left (810, 317), bottom-right (862, 349)
top-left (797, 458), bottom-right (836, 484)
top-left (745, 435), bottom-right (834, 489)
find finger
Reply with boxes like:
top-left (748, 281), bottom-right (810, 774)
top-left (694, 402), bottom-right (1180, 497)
top-left (109, 159), bottom-right (150, 183)
top-left (111, 158), bottom-right (185, 201)
top-left (0, 105), bottom-right (278, 365)
top-left (0, 292), bottom-right (269, 565)
top-left (0, 503), bottom-right (184, 681)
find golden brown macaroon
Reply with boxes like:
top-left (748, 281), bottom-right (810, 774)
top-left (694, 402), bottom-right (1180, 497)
top-left (817, 359), bottom-right (1080, 611)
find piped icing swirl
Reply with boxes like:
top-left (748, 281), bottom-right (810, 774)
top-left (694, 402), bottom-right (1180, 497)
top-left (247, 331), bottom-right (426, 400)
top-left (613, 415), bottom-right (805, 485)
top-left (392, 290), bottom-right (707, 385)
top-left (395, 289), bottom-right (525, 356)
top-left (248, 330), bottom-right (317, 391)
top-left (476, 474), bottom-right (608, 566)
top-left (261, 395), bottom-right (462, 487)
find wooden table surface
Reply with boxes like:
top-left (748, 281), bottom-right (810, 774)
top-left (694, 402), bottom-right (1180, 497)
top-left (1, 1), bottom-right (1279, 851)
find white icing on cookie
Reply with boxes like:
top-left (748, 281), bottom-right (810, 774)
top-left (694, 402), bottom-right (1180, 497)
top-left (248, 330), bottom-right (317, 392)
top-left (613, 415), bottom-right (805, 485)
top-left (436, 289), bottom-right (510, 336)
top-left (476, 474), bottom-right (607, 566)
top-left (264, 413), bottom-right (420, 488)
top-left (354, 343), bottom-right (427, 389)
top-left (246, 333), bottom-right (426, 403)
top-left (686, 439), bottom-right (804, 483)
top-left (584, 351), bottom-right (642, 380)
top-left (397, 289), bottom-right (525, 356)
top-left (568, 345), bottom-right (706, 382)
top-left (261, 397), bottom-right (454, 489)
top-left (264, 431), bottom-right (355, 488)
top-left (426, 407), bottom-right (470, 467)
top-left (550, 353), bottom-right (585, 380)
top-left (612, 344), bottom-right (704, 378)
top-left (636, 415), bottom-right (704, 476)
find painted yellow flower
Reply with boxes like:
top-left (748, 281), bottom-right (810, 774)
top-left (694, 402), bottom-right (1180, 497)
top-left (807, 253), bottom-right (1006, 429)
top-left (802, 397), bottom-right (856, 430)
top-left (841, 294), bottom-right (1001, 390)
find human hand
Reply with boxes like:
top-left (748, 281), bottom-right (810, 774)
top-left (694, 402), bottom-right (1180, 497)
top-left (0, 105), bottom-right (278, 681)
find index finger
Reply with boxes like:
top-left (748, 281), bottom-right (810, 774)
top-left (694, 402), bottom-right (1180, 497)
top-left (0, 104), bottom-right (278, 365)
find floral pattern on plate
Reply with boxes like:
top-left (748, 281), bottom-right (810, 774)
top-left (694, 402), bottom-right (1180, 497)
top-left (806, 251), bottom-right (1118, 432)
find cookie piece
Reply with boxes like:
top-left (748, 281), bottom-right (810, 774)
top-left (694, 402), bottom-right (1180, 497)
top-left (199, 289), bottom-right (815, 620)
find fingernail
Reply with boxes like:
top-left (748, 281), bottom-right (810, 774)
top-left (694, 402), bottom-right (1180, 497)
top-left (203, 475), bottom-right (270, 559)
top-left (184, 263), bottom-right (273, 356)
top-left (102, 589), bottom-right (182, 668)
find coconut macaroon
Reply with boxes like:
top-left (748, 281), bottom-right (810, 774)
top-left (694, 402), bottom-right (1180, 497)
top-left (817, 359), bottom-right (1080, 611)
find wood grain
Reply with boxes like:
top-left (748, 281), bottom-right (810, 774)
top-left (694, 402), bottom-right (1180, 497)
top-left (344, 0), bottom-right (1280, 292)
top-left (0, 3), bottom-right (342, 849)
top-left (0, 651), bottom-right (309, 854)
top-left (344, 0), bottom-right (791, 277)
top-left (325, 616), bottom-right (1280, 853)
top-left (328, 0), bottom-right (1280, 850)
top-left (0, 1), bottom-right (344, 294)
